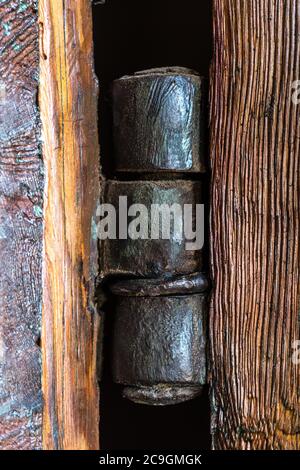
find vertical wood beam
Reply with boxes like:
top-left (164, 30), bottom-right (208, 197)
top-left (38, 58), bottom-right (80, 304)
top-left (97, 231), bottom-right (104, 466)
top-left (39, 0), bottom-right (100, 450)
top-left (0, 0), bottom-right (42, 450)
top-left (210, 0), bottom-right (300, 449)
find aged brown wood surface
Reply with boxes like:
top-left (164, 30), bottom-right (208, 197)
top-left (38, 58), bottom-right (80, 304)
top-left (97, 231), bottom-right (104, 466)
top-left (0, 0), bottom-right (43, 449)
top-left (39, 0), bottom-right (100, 449)
top-left (210, 0), bottom-right (300, 449)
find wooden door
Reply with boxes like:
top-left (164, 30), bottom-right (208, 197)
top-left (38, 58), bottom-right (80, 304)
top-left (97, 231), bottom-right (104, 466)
top-left (0, 0), bottom-right (298, 451)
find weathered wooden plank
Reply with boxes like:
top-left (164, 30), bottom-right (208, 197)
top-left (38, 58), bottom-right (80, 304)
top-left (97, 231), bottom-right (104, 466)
top-left (0, 0), bottom-right (43, 450)
top-left (39, 0), bottom-right (100, 450)
top-left (210, 0), bottom-right (300, 449)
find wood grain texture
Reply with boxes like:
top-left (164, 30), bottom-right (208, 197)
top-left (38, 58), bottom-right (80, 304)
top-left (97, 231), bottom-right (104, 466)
top-left (0, 0), bottom-right (42, 449)
top-left (39, 0), bottom-right (100, 450)
top-left (210, 0), bottom-right (300, 449)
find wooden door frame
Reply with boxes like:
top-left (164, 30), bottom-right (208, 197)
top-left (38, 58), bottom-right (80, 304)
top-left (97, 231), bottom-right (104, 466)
top-left (39, 0), bottom-right (100, 450)
top-left (38, 0), bottom-right (299, 450)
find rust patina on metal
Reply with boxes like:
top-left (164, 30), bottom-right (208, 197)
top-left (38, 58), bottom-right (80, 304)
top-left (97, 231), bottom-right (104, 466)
top-left (111, 278), bottom-right (207, 406)
top-left (113, 67), bottom-right (205, 173)
top-left (100, 180), bottom-right (203, 278)
top-left (111, 272), bottom-right (209, 297)
top-left (100, 67), bottom-right (208, 405)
